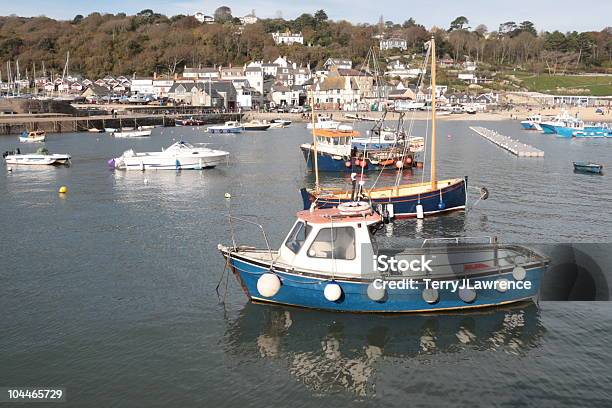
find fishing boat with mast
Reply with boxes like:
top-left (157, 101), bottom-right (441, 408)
top-left (301, 36), bottom-right (467, 218)
top-left (218, 200), bottom-right (548, 313)
top-left (300, 113), bottom-right (424, 172)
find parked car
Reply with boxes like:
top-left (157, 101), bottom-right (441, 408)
top-left (289, 106), bottom-right (304, 113)
top-left (276, 106), bottom-right (288, 113)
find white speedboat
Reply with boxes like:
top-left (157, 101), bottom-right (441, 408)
top-left (112, 129), bottom-right (151, 138)
top-left (104, 128), bottom-right (118, 133)
top-left (19, 130), bottom-right (46, 143)
top-left (271, 118), bottom-right (292, 127)
top-left (242, 120), bottom-right (271, 131)
top-left (88, 128), bottom-right (104, 133)
top-left (3, 147), bottom-right (71, 166)
top-left (207, 121), bottom-right (242, 134)
top-left (306, 116), bottom-right (341, 129)
top-left (109, 140), bottom-right (229, 170)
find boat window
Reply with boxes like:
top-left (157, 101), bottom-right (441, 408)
top-left (307, 227), bottom-right (356, 260)
top-left (284, 221), bottom-right (312, 254)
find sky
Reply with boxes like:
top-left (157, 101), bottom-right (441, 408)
top-left (2, 0), bottom-right (611, 32)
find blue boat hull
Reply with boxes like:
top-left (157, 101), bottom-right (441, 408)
top-left (301, 178), bottom-right (467, 218)
top-left (521, 122), bottom-right (536, 130)
top-left (574, 127), bottom-right (611, 138)
top-left (553, 126), bottom-right (574, 138)
top-left (301, 146), bottom-right (419, 172)
top-left (540, 123), bottom-right (557, 134)
top-left (225, 255), bottom-right (545, 313)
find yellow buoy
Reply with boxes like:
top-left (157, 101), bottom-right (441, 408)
top-left (58, 186), bottom-right (68, 194)
top-left (224, 193), bottom-right (232, 199)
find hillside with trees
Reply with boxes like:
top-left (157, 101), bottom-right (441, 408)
top-left (0, 8), bottom-right (610, 81)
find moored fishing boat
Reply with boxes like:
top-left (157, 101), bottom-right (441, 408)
top-left (3, 147), bottom-right (71, 165)
top-left (242, 120), bottom-right (271, 131)
top-left (573, 161), bottom-right (603, 174)
top-left (109, 140), bottom-right (229, 170)
top-left (112, 129), bottom-right (151, 138)
top-left (520, 114), bottom-right (542, 131)
top-left (218, 203), bottom-right (549, 313)
top-left (306, 115), bottom-right (341, 129)
top-left (19, 130), bottom-right (46, 143)
top-left (300, 127), bottom-right (423, 172)
top-left (271, 118), bottom-right (292, 127)
top-left (175, 118), bottom-right (207, 126)
top-left (207, 121), bottom-right (243, 134)
top-left (304, 36), bottom-right (467, 218)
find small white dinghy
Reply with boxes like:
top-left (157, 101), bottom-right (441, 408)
top-left (109, 140), bottom-right (229, 170)
top-left (19, 130), bottom-right (46, 143)
top-left (112, 128), bottom-right (151, 138)
top-left (3, 147), bottom-right (71, 166)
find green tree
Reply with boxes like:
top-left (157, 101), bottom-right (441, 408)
top-left (449, 16), bottom-right (469, 31)
top-left (214, 6), bottom-right (232, 23)
top-left (519, 21), bottom-right (537, 36)
top-left (314, 9), bottom-right (328, 22)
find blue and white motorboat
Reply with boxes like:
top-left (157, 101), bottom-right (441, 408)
top-left (573, 124), bottom-right (611, 138)
top-left (539, 111), bottom-right (580, 135)
top-left (520, 114), bottom-right (542, 131)
top-left (207, 121), bottom-right (243, 134)
top-left (219, 203), bottom-right (549, 313)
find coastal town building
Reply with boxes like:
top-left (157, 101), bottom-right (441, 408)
top-left (269, 82), bottom-right (300, 107)
top-left (323, 58), bottom-right (352, 70)
top-left (271, 31), bottom-right (304, 45)
top-left (379, 37), bottom-right (408, 51)
top-left (239, 10), bottom-right (258, 25)
top-left (183, 67), bottom-right (220, 80)
top-left (244, 66), bottom-right (264, 94)
top-left (194, 12), bottom-right (214, 24)
top-left (309, 67), bottom-right (374, 110)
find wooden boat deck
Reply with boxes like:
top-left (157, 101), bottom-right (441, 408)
top-left (316, 178), bottom-right (464, 199)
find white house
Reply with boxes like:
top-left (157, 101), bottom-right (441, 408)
top-left (240, 10), bottom-right (258, 25)
top-left (183, 67), bottom-right (220, 80)
top-left (245, 67), bottom-right (264, 94)
top-left (270, 83), bottom-right (300, 107)
top-left (379, 37), bottom-right (408, 51)
top-left (271, 32), bottom-right (304, 45)
top-left (293, 67), bottom-right (311, 86)
top-left (194, 12), bottom-right (214, 24)
top-left (153, 79), bottom-right (175, 98)
top-left (262, 63), bottom-right (279, 77)
top-left (220, 67), bottom-right (246, 81)
top-left (273, 56), bottom-right (289, 68)
top-left (131, 78), bottom-right (155, 95)
top-left (323, 58), bottom-right (352, 70)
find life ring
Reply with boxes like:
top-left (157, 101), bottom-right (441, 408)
top-left (338, 201), bottom-right (371, 216)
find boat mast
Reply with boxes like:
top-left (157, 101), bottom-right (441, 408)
top-left (309, 90), bottom-right (320, 194)
top-left (430, 35), bottom-right (437, 190)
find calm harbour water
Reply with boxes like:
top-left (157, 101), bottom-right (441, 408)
top-left (1, 120), bottom-right (612, 406)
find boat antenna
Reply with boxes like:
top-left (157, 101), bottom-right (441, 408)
top-left (309, 90), bottom-right (320, 194)
top-left (430, 35), bottom-right (437, 191)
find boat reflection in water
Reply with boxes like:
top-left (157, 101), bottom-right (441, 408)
top-left (224, 303), bottom-right (545, 397)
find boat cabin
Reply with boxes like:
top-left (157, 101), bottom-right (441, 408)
top-left (276, 205), bottom-right (381, 276)
top-left (312, 128), bottom-right (360, 146)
